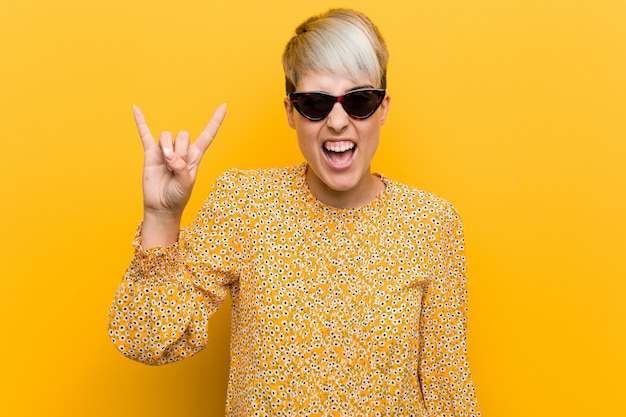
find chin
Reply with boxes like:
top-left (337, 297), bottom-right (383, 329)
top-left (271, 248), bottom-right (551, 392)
top-left (322, 171), bottom-right (367, 192)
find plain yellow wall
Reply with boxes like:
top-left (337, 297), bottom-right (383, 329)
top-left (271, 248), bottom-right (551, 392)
top-left (1, 0), bottom-right (624, 416)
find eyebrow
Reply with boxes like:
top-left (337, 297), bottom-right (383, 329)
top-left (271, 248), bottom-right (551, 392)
top-left (292, 85), bottom-right (377, 95)
top-left (347, 85), bottom-right (374, 93)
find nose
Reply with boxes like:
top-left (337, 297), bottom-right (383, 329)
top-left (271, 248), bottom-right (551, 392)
top-left (326, 102), bottom-right (350, 131)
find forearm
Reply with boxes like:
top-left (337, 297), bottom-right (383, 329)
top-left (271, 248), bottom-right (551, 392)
top-left (108, 231), bottom-right (211, 365)
top-left (108, 241), bottom-right (231, 365)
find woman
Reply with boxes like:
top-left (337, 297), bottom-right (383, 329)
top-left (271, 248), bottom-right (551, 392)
top-left (109, 8), bottom-right (481, 416)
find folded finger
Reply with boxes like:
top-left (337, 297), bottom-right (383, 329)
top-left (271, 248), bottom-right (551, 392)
top-left (174, 131), bottom-right (190, 161)
top-left (160, 134), bottom-right (192, 181)
top-left (158, 131), bottom-right (174, 151)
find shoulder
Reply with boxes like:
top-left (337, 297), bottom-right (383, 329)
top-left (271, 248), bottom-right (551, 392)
top-left (210, 164), bottom-right (306, 201)
top-left (216, 164), bottom-right (304, 186)
top-left (381, 178), bottom-right (466, 251)
top-left (382, 176), bottom-right (461, 222)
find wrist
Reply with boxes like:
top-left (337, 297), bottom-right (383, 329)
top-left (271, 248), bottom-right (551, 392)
top-left (141, 210), bottom-right (183, 249)
top-left (143, 208), bottom-right (183, 225)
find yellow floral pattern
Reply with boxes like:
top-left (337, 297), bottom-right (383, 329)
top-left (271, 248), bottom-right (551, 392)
top-left (108, 163), bottom-right (480, 416)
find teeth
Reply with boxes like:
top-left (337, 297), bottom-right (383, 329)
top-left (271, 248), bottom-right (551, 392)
top-left (324, 141), bottom-right (355, 153)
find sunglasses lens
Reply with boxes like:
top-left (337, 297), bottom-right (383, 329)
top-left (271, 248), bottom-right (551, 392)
top-left (344, 90), bottom-right (382, 118)
top-left (291, 89), bottom-right (385, 120)
top-left (295, 94), bottom-right (333, 120)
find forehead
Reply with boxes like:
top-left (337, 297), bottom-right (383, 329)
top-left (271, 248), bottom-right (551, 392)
top-left (297, 70), bottom-right (375, 94)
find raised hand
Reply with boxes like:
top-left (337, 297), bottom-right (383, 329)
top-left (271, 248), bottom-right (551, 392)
top-left (133, 104), bottom-right (227, 248)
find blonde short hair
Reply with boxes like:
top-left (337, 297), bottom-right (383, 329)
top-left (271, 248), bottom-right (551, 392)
top-left (282, 8), bottom-right (389, 95)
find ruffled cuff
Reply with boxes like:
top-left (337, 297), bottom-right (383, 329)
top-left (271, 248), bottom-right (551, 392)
top-left (127, 222), bottom-right (184, 283)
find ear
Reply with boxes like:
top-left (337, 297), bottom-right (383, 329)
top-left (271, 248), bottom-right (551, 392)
top-left (284, 97), bottom-right (296, 129)
top-left (379, 94), bottom-right (391, 125)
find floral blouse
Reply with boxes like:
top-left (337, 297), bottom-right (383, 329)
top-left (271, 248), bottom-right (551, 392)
top-left (108, 163), bottom-right (481, 416)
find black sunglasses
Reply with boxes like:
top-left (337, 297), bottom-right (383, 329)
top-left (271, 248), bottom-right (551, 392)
top-left (289, 88), bottom-right (386, 121)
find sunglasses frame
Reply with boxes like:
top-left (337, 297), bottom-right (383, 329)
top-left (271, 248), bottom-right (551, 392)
top-left (289, 88), bottom-right (386, 121)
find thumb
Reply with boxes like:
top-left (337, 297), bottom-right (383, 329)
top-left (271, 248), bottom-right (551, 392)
top-left (162, 147), bottom-right (193, 186)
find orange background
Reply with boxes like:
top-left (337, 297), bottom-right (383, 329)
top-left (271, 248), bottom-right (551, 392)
top-left (1, 0), bottom-right (625, 416)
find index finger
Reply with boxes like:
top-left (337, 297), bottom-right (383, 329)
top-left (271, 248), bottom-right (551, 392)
top-left (132, 105), bottom-right (157, 150)
top-left (193, 103), bottom-right (227, 154)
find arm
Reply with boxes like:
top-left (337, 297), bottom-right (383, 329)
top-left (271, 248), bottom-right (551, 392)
top-left (107, 105), bottom-right (234, 365)
top-left (419, 203), bottom-right (481, 416)
top-left (108, 171), bottom-right (245, 365)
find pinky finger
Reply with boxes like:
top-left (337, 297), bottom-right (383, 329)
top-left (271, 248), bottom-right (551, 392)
top-left (193, 103), bottom-right (227, 155)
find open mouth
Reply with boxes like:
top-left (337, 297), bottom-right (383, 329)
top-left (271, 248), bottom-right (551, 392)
top-left (323, 141), bottom-right (356, 167)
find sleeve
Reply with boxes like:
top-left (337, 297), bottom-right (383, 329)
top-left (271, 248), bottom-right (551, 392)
top-left (107, 170), bottom-right (247, 365)
top-left (418, 202), bottom-right (481, 416)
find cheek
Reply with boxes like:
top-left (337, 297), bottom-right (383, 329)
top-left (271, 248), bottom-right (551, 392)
top-left (357, 120), bottom-right (382, 141)
top-left (295, 121), bottom-right (319, 142)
